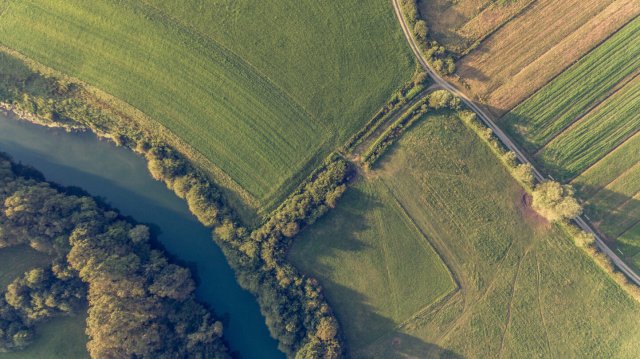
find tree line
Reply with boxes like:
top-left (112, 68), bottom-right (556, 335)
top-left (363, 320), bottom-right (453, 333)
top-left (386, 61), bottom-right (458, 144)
top-left (0, 155), bottom-right (229, 358)
top-left (400, 0), bottom-right (456, 75)
top-left (1, 50), bottom-right (347, 358)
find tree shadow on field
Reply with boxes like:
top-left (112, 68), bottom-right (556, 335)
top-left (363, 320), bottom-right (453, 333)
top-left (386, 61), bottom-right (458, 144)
top-left (289, 186), bottom-right (466, 359)
top-left (318, 279), bottom-right (465, 359)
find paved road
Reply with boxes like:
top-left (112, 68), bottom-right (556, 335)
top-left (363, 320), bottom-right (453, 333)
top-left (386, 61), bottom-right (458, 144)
top-left (390, 0), bottom-right (640, 286)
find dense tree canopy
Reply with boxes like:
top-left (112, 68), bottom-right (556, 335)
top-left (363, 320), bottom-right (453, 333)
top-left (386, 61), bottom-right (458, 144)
top-left (0, 155), bottom-right (229, 358)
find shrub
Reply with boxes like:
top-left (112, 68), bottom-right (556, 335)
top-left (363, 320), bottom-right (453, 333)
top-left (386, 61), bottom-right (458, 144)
top-left (532, 181), bottom-right (582, 222)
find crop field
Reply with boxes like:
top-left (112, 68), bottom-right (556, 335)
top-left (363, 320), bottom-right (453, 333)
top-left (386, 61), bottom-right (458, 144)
top-left (289, 180), bottom-right (456, 353)
top-left (536, 78), bottom-right (640, 179)
top-left (501, 17), bottom-right (640, 153)
top-left (455, 0), bottom-right (639, 114)
top-left (494, 15), bottom-right (640, 274)
top-left (418, 0), bottom-right (533, 54)
top-left (572, 132), bottom-right (640, 198)
top-left (0, 0), bottom-right (413, 209)
top-left (618, 223), bottom-right (640, 270)
top-left (293, 113), bottom-right (640, 357)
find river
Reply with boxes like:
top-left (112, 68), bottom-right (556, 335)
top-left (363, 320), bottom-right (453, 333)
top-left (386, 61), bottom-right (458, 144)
top-left (0, 112), bottom-right (283, 359)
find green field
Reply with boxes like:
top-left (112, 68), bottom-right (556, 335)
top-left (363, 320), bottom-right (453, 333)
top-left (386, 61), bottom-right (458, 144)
top-left (537, 78), bottom-right (640, 179)
top-left (0, 246), bottom-right (88, 359)
top-left (572, 132), bottom-right (640, 198)
top-left (0, 0), bottom-right (413, 207)
top-left (586, 163), bottom-right (640, 218)
top-left (295, 113), bottom-right (640, 358)
top-left (618, 222), bottom-right (640, 270)
top-left (501, 17), bottom-right (640, 152)
top-left (290, 180), bottom-right (455, 353)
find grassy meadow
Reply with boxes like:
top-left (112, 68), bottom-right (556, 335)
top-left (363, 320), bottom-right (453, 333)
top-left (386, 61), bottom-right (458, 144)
top-left (294, 113), bottom-right (640, 358)
top-left (501, 17), bottom-right (640, 153)
top-left (0, 0), bottom-right (413, 209)
top-left (496, 16), bottom-right (640, 274)
top-left (289, 179), bottom-right (455, 353)
top-left (0, 246), bottom-right (88, 359)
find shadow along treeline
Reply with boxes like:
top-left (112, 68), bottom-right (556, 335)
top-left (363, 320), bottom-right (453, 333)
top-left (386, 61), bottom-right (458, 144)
top-left (0, 50), bottom-right (349, 358)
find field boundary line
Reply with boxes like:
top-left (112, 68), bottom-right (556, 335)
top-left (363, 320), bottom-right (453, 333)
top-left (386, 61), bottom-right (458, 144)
top-left (532, 72), bottom-right (640, 155)
top-left (535, 251), bottom-right (553, 356)
top-left (584, 162), bottom-right (640, 202)
top-left (137, 0), bottom-right (321, 128)
top-left (392, 0), bottom-right (640, 286)
top-left (380, 179), bottom-right (460, 291)
top-left (498, 14), bottom-right (640, 118)
top-left (571, 131), bottom-right (640, 186)
top-left (458, 0), bottom-right (537, 58)
top-left (564, 128), bottom-right (640, 183)
top-left (618, 217), bottom-right (640, 239)
top-left (497, 248), bottom-right (529, 358)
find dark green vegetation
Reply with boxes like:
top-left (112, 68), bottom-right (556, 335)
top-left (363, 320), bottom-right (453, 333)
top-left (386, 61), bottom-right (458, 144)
top-left (400, 0), bottom-right (456, 74)
top-left (290, 180), bottom-right (456, 351)
top-left (499, 17), bottom-right (640, 273)
top-left (0, 51), bottom-right (347, 358)
top-left (293, 113), bottom-right (640, 358)
top-left (0, 156), bottom-right (229, 358)
top-left (0, 0), bottom-right (413, 209)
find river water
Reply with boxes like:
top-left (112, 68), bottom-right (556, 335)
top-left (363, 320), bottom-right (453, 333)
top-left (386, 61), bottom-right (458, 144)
top-left (0, 112), bottom-right (283, 359)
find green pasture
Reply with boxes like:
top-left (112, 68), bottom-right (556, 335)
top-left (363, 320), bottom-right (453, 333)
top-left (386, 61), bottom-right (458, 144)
top-left (572, 132), bottom-right (640, 198)
top-left (289, 179), bottom-right (455, 353)
top-left (0, 0), bottom-right (413, 207)
top-left (344, 114), bottom-right (640, 358)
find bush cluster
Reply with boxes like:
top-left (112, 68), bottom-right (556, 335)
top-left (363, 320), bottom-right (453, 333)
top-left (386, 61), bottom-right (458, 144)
top-left (400, 0), bottom-right (456, 74)
top-left (362, 90), bottom-right (460, 167)
top-left (0, 155), bottom-right (230, 358)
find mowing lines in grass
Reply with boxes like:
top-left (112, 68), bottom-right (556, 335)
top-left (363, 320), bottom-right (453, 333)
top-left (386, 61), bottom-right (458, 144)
top-left (572, 131), bottom-right (640, 198)
top-left (501, 17), bottom-right (640, 151)
top-left (587, 162), bottom-right (640, 216)
top-left (355, 114), bottom-right (640, 358)
top-left (0, 0), bottom-right (326, 201)
top-left (537, 77), bottom-right (640, 180)
top-left (289, 180), bottom-right (455, 353)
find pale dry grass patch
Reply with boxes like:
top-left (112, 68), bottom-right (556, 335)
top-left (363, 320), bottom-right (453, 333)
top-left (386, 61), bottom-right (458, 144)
top-left (456, 0), bottom-right (639, 114)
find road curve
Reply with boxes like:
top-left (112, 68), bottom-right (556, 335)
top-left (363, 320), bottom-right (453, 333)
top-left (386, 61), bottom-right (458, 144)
top-left (390, 0), bottom-right (640, 286)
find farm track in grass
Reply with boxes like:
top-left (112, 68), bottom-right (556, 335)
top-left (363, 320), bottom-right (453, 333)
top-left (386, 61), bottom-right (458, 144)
top-left (0, 0), bottom-right (414, 209)
top-left (501, 16), bottom-right (640, 153)
top-left (324, 114), bottom-right (640, 358)
top-left (536, 77), bottom-right (640, 180)
top-left (289, 179), bottom-right (456, 355)
top-left (456, 0), bottom-right (639, 115)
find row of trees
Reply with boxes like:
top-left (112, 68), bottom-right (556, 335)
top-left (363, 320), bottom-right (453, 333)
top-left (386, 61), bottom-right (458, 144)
top-left (0, 155), bottom-right (229, 358)
top-left (400, 0), bottom-right (456, 74)
top-left (362, 90), bottom-right (461, 167)
top-left (1, 50), bottom-right (347, 357)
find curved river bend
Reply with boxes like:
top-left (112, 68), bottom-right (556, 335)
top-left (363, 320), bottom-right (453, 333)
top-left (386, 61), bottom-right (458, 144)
top-left (0, 113), bottom-right (283, 359)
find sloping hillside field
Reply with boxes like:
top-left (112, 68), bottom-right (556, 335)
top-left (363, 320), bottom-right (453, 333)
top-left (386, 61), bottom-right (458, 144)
top-left (292, 113), bottom-right (640, 358)
top-left (0, 0), bottom-right (413, 209)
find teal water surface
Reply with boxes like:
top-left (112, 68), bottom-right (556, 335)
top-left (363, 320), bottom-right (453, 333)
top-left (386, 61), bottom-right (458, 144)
top-left (0, 112), bottom-right (283, 359)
